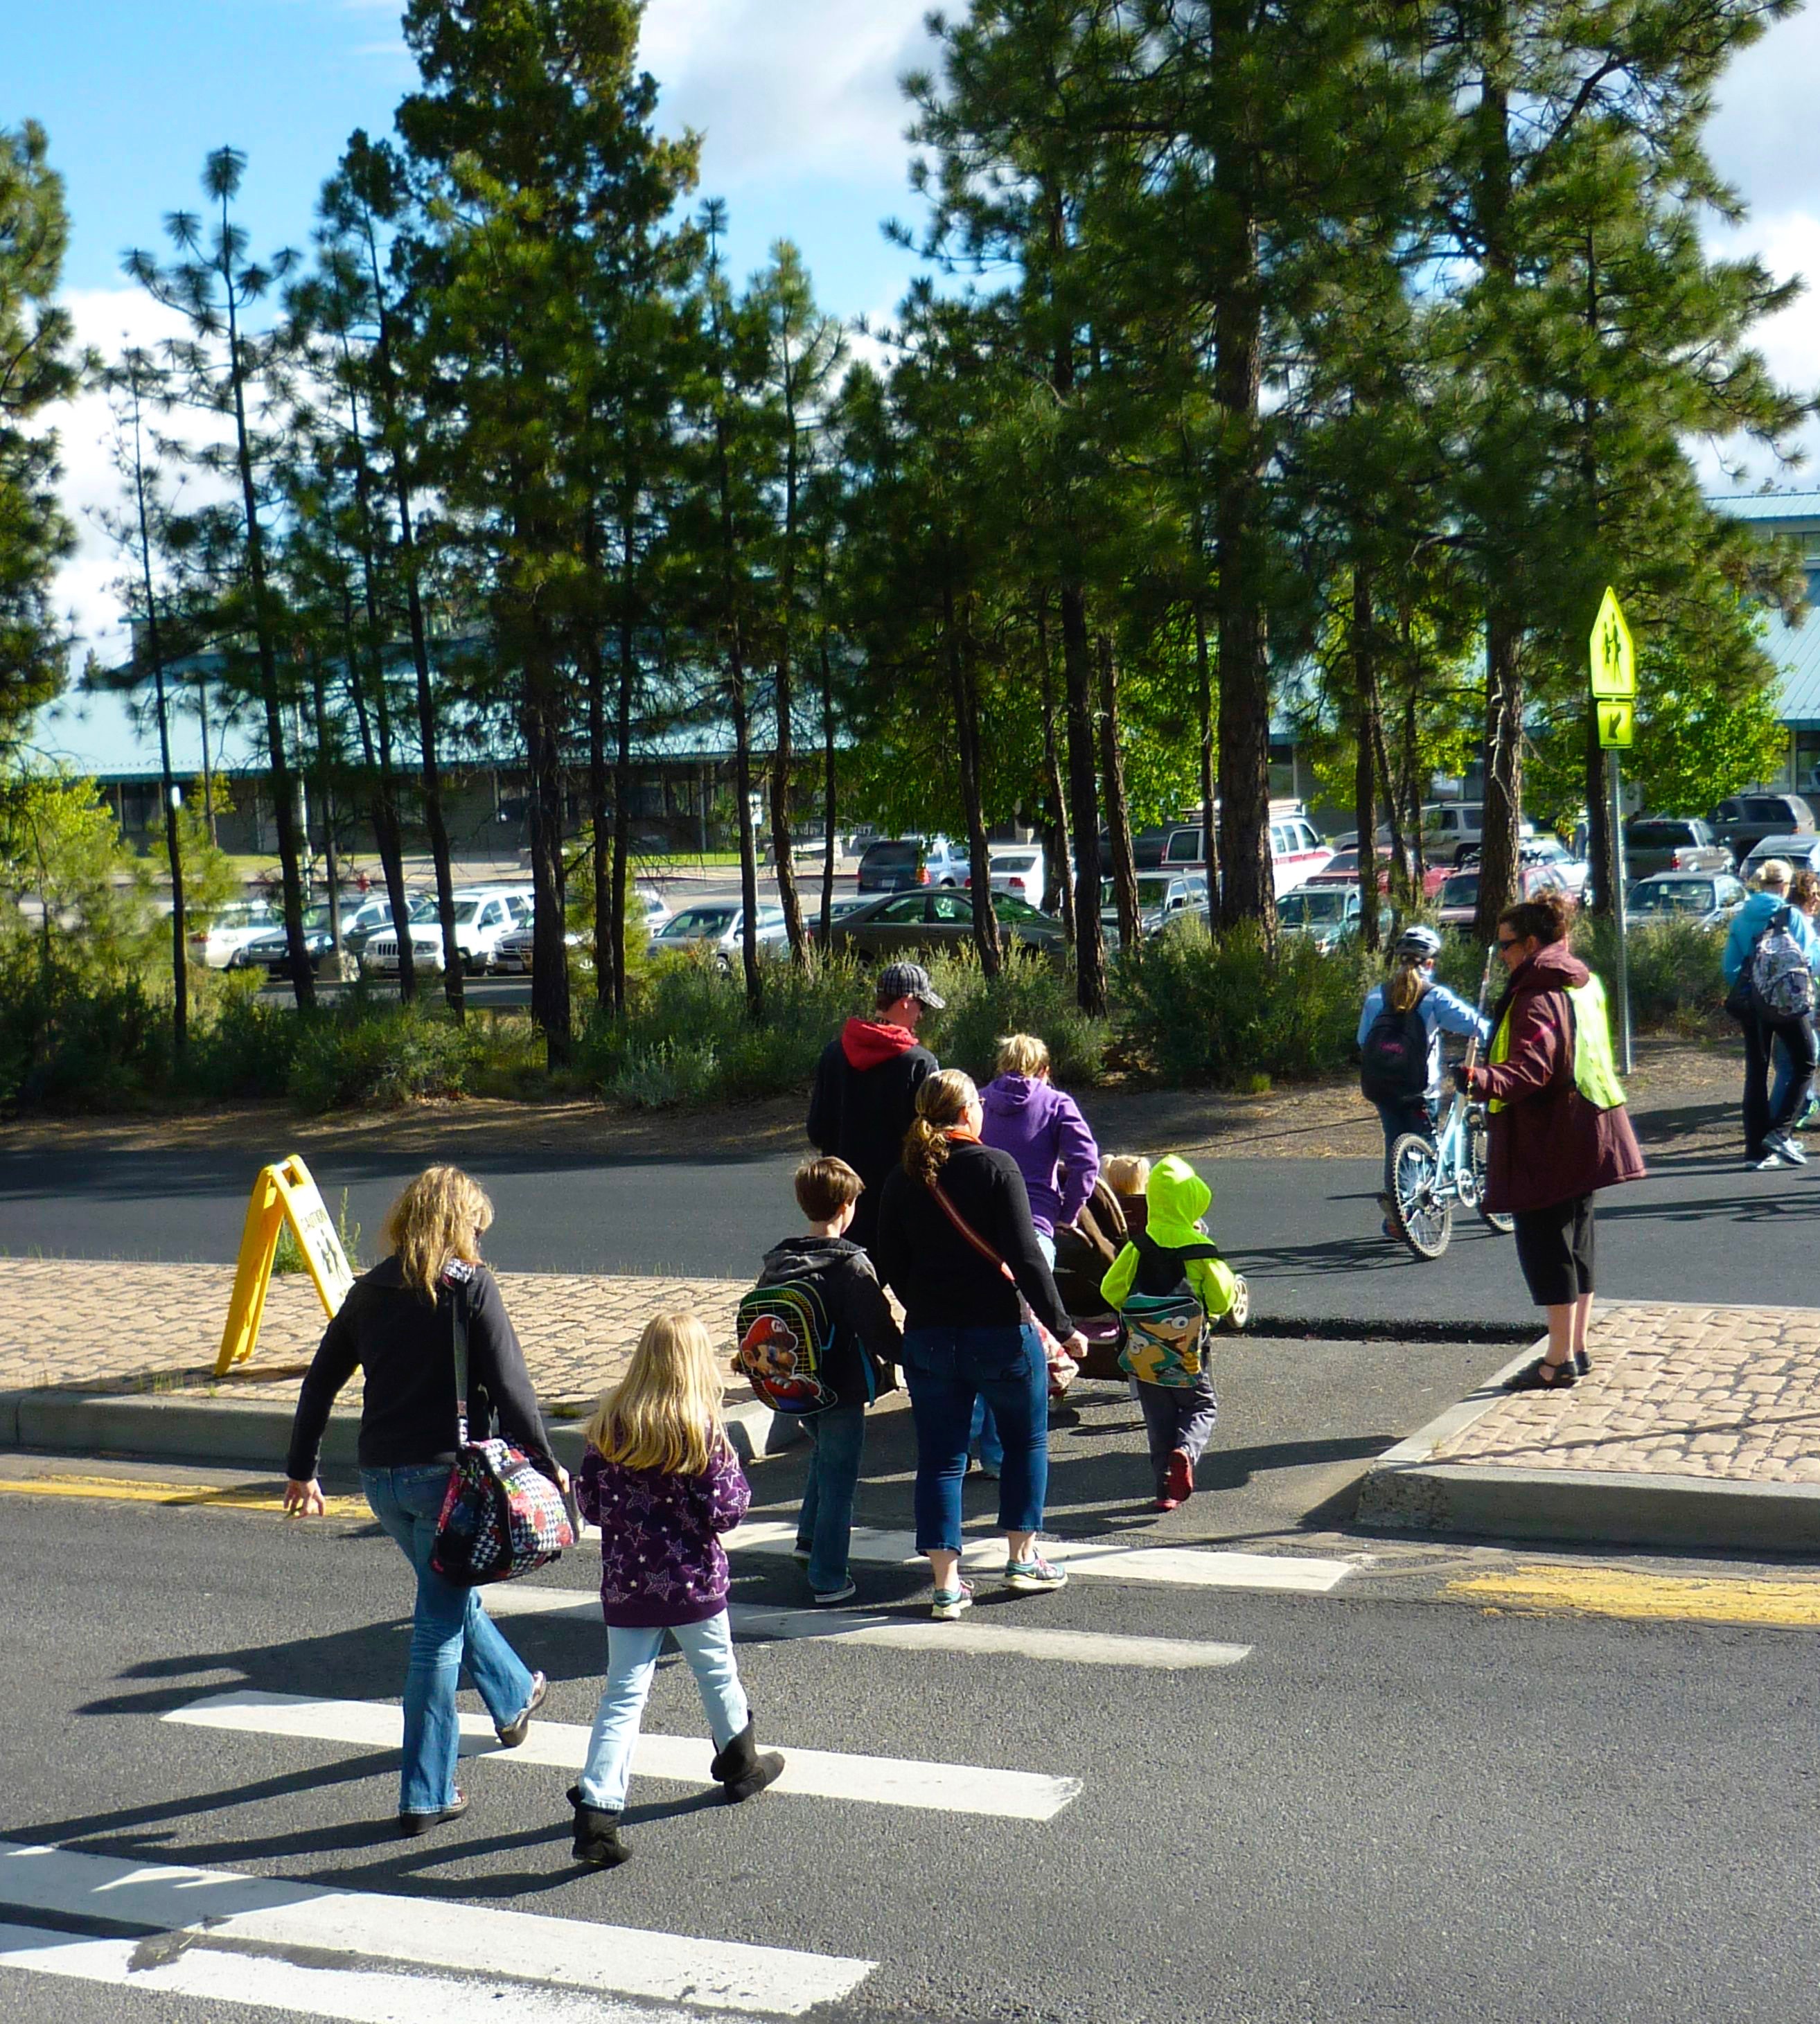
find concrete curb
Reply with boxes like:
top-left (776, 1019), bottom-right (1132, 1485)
top-left (0, 1388), bottom-right (805, 1474)
top-left (1354, 1338), bottom-right (1820, 1552)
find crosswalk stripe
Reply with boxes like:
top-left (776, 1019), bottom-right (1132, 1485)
top-left (163, 1689), bottom-right (1082, 1821)
top-left (727, 1520), bottom-right (1357, 1593)
top-left (0, 1920), bottom-right (727, 2024)
top-left (484, 1586), bottom-right (1255, 1667)
top-left (486, 1586), bottom-right (1253, 1668)
top-left (0, 1840), bottom-right (873, 2016)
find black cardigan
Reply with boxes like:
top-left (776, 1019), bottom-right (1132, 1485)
top-left (875, 1140), bottom-right (1074, 1340)
top-left (285, 1257), bottom-right (555, 1482)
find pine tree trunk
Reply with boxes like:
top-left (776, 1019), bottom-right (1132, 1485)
top-left (1097, 632), bottom-right (1140, 953)
top-left (1037, 601), bottom-right (1074, 942)
top-left (309, 664), bottom-right (342, 959)
top-left (1353, 569), bottom-right (1381, 954)
top-left (612, 505), bottom-right (638, 1018)
top-left (771, 382), bottom-right (806, 964)
top-left (520, 625), bottom-right (573, 1065)
top-left (1195, 602), bottom-right (1219, 900)
top-left (946, 584), bottom-right (1000, 976)
top-left (819, 616), bottom-right (837, 949)
top-left (340, 594), bottom-right (409, 993)
top-left (731, 645), bottom-right (763, 1018)
top-left (1475, 607), bottom-right (1524, 945)
top-left (1585, 711), bottom-right (1614, 918)
top-left (1370, 692), bottom-right (1406, 911)
top-left (1061, 585), bottom-right (1105, 1015)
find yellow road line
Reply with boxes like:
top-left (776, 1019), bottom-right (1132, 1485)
top-left (1449, 1565), bottom-right (1820, 1628)
top-left (0, 1475), bottom-right (368, 1519)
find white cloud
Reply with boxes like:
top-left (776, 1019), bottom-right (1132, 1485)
top-left (1705, 11), bottom-right (1820, 227)
top-left (639, 0), bottom-right (936, 183)
top-left (1695, 209), bottom-right (1820, 492)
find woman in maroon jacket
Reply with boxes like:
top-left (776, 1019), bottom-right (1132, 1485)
top-left (1459, 890), bottom-right (1645, 1390)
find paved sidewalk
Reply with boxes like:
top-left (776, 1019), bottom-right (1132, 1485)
top-left (0, 1258), bottom-right (748, 1418)
top-left (1359, 1299), bottom-right (1820, 1550)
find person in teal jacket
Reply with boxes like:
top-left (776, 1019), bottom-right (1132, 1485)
top-left (1101, 1155), bottom-right (1236, 1511)
top-left (1722, 858), bottom-right (1820, 1167)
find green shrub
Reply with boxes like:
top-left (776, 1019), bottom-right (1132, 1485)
top-left (921, 947), bottom-right (1111, 1087)
top-left (1117, 918), bottom-right (1372, 1087)
top-left (175, 973), bottom-right (299, 1100)
top-left (1580, 914), bottom-right (1724, 1028)
top-left (286, 1002), bottom-right (487, 1112)
top-left (0, 957), bottom-right (171, 1112)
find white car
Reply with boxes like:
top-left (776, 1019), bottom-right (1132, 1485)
top-left (985, 844), bottom-right (1046, 903)
top-left (361, 885), bottom-right (536, 976)
top-left (649, 903), bottom-right (789, 970)
top-left (187, 899), bottom-right (281, 969)
top-left (1101, 871), bottom-right (1205, 950)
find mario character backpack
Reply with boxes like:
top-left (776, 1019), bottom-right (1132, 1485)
top-left (735, 1280), bottom-right (836, 1414)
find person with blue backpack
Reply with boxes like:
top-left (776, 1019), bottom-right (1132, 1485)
top-left (1358, 927), bottom-right (1490, 1228)
top-left (1723, 858), bottom-right (1820, 1170)
top-left (1099, 1155), bottom-right (1237, 1511)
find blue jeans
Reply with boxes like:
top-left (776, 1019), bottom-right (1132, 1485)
top-left (969, 1232), bottom-right (1051, 1471)
top-left (793, 1403), bottom-right (867, 1592)
top-left (577, 1613), bottom-right (749, 1811)
top-left (1373, 1095), bottom-right (1434, 1196)
top-left (901, 1323), bottom-right (1049, 1554)
top-left (361, 1463), bottom-right (537, 1816)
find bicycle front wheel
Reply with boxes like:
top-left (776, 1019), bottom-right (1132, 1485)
top-left (1468, 1112), bottom-right (1514, 1234)
top-left (1388, 1131), bottom-right (1453, 1260)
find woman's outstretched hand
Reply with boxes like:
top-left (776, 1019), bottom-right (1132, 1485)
top-left (283, 1477), bottom-right (326, 1518)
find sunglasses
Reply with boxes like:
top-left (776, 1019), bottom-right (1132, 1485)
top-left (1496, 935), bottom-right (1521, 950)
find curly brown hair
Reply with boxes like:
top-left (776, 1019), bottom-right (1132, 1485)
top-left (1499, 887), bottom-right (1575, 948)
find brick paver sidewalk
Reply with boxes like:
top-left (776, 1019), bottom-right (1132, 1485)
top-left (0, 1259), bottom-right (748, 1419)
top-left (1433, 1299), bottom-right (1820, 1484)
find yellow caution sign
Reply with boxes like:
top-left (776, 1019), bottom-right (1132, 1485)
top-left (1596, 698), bottom-right (1634, 749)
top-left (215, 1155), bottom-right (355, 1376)
top-left (1589, 586), bottom-right (1636, 699)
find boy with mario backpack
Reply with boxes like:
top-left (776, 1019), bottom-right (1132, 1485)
top-left (737, 1157), bottom-right (901, 1605)
top-left (1100, 1154), bottom-right (1238, 1511)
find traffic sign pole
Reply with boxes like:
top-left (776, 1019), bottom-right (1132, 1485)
top-left (1610, 751), bottom-right (1633, 1075)
top-left (1589, 585), bottom-right (1637, 1076)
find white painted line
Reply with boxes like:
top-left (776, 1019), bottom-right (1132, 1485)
top-left (0, 1921), bottom-right (725, 2024)
top-left (727, 1520), bottom-right (1356, 1593)
top-left (0, 1841), bottom-right (871, 2016)
top-left (484, 1586), bottom-right (1253, 1669)
top-left (163, 1690), bottom-right (1081, 1821)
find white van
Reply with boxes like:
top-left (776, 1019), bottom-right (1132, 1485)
top-left (1154, 804), bottom-right (1334, 898)
top-left (362, 885), bottom-right (536, 976)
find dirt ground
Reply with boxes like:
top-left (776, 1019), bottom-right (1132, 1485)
top-left (0, 1033), bottom-right (1745, 1169)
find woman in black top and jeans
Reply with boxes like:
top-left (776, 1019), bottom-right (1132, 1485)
top-left (284, 1165), bottom-right (562, 1834)
top-left (877, 1072), bottom-right (1087, 1620)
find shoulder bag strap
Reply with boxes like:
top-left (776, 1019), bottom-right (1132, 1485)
top-left (448, 1272), bottom-right (471, 1450)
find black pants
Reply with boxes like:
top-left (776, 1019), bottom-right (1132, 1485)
top-left (1372, 1095), bottom-right (1434, 1196)
top-left (1511, 1194), bottom-right (1596, 1308)
top-left (1743, 1010), bottom-right (1817, 1159)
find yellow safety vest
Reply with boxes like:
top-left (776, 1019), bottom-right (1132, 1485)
top-left (1487, 972), bottom-right (1626, 1114)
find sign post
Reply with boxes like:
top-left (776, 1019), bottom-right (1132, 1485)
top-left (215, 1155), bottom-right (355, 1376)
top-left (1589, 587), bottom-right (1636, 1074)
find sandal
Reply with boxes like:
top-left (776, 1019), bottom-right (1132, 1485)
top-left (1573, 1349), bottom-right (1591, 1376)
top-left (1505, 1355), bottom-right (1576, 1392)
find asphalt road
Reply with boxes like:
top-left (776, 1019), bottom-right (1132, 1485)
top-left (3, 1477), bottom-right (1817, 2024)
top-left (5, 1136), bottom-right (1814, 1330)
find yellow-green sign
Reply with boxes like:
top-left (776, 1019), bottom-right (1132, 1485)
top-left (1589, 587), bottom-right (1636, 700)
top-left (1597, 698), bottom-right (1634, 750)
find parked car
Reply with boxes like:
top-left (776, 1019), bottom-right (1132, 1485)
top-left (361, 885), bottom-right (536, 976)
top-left (340, 892), bottom-right (435, 963)
top-left (230, 903), bottom-right (346, 981)
top-left (498, 887), bottom-right (670, 972)
top-left (984, 844), bottom-right (1046, 903)
top-left (186, 899), bottom-right (280, 970)
top-left (1140, 805), bottom-right (1333, 896)
top-left (1305, 846), bottom-right (1451, 900)
top-left (1521, 837), bottom-right (1591, 901)
top-left (1711, 793), bottom-right (1817, 864)
top-left (1421, 801), bottom-right (1537, 867)
top-left (1737, 833), bottom-right (1820, 885)
top-left (1275, 884), bottom-right (1390, 952)
top-left (1099, 871), bottom-right (1204, 950)
top-left (1436, 861), bottom-right (1568, 932)
top-left (828, 889), bottom-right (1067, 965)
top-left (1623, 816), bottom-right (1733, 882)
top-left (1625, 871), bottom-right (1749, 927)
top-left (648, 903), bottom-right (790, 971)
top-left (855, 835), bottom-right (971, 892)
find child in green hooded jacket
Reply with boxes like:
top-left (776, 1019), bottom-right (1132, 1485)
top-left (1100, 1154), bottom-right (1237, 1511)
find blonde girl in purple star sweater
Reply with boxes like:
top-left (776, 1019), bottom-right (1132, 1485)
top-left (568, 1311), bottom-right (784, 1868)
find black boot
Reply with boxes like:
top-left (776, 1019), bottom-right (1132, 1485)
top-left (567, 1784), bottom-right (630, 1867)
top-left (709, 1721), bottom-right (784, 1803)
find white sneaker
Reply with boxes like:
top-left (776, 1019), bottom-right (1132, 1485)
top-left (1782, 1136), bottom-right (1809, 1166)
top-left (1755, 1151), bottom-right (1785, 1171)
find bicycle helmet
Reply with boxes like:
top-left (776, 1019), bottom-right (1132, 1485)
top-left (1393, 925), bottom-right (1442, 962)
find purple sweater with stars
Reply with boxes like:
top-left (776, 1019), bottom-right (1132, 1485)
top-left (576, 1438), bottom-right (750, 1628)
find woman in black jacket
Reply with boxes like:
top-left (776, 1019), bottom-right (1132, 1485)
top-left (876, 1072), bottom-right (1087, 1620)
top-left (283, 1165), bottom-right (560, 1834)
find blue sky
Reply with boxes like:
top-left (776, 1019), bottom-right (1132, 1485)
top-left (15, 0), bottom-right (1820, 774)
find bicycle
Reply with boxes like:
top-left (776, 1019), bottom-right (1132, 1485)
top-left (1386, 942), bottom-right (1514, 1261)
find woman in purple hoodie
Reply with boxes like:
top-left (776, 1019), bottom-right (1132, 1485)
top-left (974, 1035), bottom-right (1101, 1471)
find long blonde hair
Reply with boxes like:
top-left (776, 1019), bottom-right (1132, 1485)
top-left (385, 1164), bottom-right (493, 1303)
top-left (1386, 956), bottom-right (1430, 1015)
top-left (903, 1069), bottom-right (978, 1187)
top-left (584, 1311), bottom-right (726, 1475)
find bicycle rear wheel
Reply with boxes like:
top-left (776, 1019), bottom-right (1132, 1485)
top-left (1467, 1112), bottom-right (1514, 1234)
top-left (1388, 1132), bottom-right (1453, 1259)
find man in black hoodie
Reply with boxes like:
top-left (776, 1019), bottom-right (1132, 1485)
top-left (752, 1157), bottom-right (903, 1604)
top-left (806, 962), bottom-right (942, 1257)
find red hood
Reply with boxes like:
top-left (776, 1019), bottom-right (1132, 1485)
top-left (841, 1017), bottom-right (919, 1069)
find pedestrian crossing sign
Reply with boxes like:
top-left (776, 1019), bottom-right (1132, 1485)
top-left (215, 1154), bottom-right (354, 1375)
top-left (1597, 699), bottom-right (1634, 749)
top-left (1589, 587), bottom-right (1636, 700)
